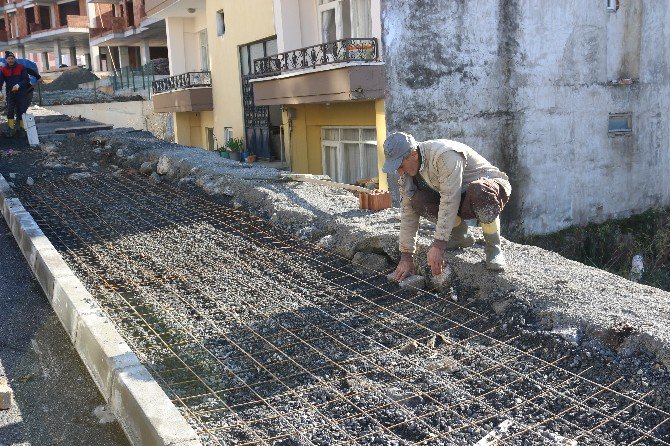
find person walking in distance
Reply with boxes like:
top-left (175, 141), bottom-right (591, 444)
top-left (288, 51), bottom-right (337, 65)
top-left (0, 51), bottom-right (30, 138)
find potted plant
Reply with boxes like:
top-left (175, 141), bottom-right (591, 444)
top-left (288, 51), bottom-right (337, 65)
top-left (224, 137), bottom-right (244, 161)
top-left (218, 146), bottom-right (230, 158)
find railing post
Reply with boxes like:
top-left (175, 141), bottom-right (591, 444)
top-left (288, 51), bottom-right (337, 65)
top-left (38, 81), bottom-right (42, 106)
top-left (132, 67), bottom-right (136, 91)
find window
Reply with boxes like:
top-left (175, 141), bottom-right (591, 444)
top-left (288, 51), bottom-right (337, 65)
top-left (608, 113), bottom-right (632, 134)
top-left (224, 127), bottom-right (234, 143)
top-left (239, 38), bottom-right (278, 76)
top-left (199, 29), bottom-right (209, 71)
top-left (216, 10), bottom-right (225, 36)
top-left (317, 0), bottom-right (371, 42)
top-left (206, 128), bottom-right (215, 151)
top-left (321, 127), bottom-right (378, 184)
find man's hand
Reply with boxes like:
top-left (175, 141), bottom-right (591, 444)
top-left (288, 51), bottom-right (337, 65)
top-left (0, 95), bottom-right (4, 101)
top-left (427, 245), bottom-right (446, 276)
top-left (11, 85), bottom-right (19, 92)
top-left (392, 258), bottom-right (415, 282)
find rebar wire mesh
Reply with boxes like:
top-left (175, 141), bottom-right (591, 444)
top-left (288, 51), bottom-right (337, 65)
top-left (15, 172), bottom-right (670, 446)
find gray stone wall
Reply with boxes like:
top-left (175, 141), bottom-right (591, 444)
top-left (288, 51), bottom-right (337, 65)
top-left (382, 0), bottom-right (670, 236)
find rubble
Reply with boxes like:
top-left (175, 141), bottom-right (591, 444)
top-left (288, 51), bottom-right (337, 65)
top-left (43, 67), bottom-right (99, 91)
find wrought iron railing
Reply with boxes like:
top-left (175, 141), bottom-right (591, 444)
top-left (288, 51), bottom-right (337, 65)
top-left (253, 38), bottom-right (378, 76)
top-left (152, 71), bottom-right (212, 94)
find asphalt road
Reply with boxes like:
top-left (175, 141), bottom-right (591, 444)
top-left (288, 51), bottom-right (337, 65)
top-left (0, 217), bottom-right (128, 446)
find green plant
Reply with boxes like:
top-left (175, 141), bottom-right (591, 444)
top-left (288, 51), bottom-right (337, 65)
top-left (224, 137), bottom-right (245, 152)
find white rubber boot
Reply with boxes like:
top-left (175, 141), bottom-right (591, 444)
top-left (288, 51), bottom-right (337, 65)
top-left (481, 217), bottom-right (506, 271)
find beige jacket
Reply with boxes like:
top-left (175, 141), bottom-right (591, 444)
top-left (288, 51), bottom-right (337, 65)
top-left (399, 139), bottom-right (511, 255)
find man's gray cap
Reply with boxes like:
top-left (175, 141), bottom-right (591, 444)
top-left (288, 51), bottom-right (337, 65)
top-left (382, 132), bottom-right (417, 174)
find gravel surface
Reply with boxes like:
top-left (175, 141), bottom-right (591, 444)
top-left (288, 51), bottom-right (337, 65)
top-left (8, 171), bottom-right (670, 445)
top-left (2, 123), bottom-right (670, 444)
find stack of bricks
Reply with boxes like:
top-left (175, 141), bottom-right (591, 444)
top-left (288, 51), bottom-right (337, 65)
top-left (359, 190), bottom-right (392, 210)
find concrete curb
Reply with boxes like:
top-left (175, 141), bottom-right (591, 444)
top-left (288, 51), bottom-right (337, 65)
top-left (0, 174), bottom-right (201, 446)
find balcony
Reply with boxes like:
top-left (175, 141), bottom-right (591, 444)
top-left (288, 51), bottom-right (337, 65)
top-left (89, 17), bottom-right (127, 39)
top-left (152, 72), bottom-right (213, 113)
top-left (251, 38), bottom-right (384, 106)
top-left (254, 38), bottom-right (378, 75)
top-left (64, 15), bottom-right (90, 28)
top-left (30, 15), bottom-right (89, 36)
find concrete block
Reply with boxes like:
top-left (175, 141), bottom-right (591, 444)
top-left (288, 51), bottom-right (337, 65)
top-left (19, 226), bottom-right (53, 270)
top-left (387, 273), bottom-right (426, 290)
top-left (9, 208), bottom-right (30, 241)
top-left (111, 365), bottom-right (201, 446)
top-left (52, 275), bottom-right (100, 340)
top-left (33, 248), bottom-right (73, 298)
top-left (0, 378), bottom-right (12, 410)
top-left (0, 174), bottom-right (12, 197)
top-left (75, 311), bottom-right (139, 399)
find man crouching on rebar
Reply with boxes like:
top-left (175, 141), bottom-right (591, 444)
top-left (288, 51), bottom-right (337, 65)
top-left (382, 132), bottom-right (512, 280)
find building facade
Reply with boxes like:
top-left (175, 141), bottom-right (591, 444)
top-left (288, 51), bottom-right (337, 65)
top-left (253, 0), bottom-right (387, 187)
top-left (148, 0), bottom-right (276, 152)
top-left (149, 0), bottom-right (389, 190)
top-left (0, 0), bottom-right (167, 73)
top-left (383, 0), bottom-right (670, 236)
top-left (88, 0), bottom-right (168, 72)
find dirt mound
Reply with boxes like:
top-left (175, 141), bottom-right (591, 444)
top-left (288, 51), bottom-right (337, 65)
top-left (43, 68), bottom-right (99, 91)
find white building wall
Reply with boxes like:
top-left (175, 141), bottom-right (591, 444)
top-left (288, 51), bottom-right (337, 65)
top-left (382, 0), bottom-right (670, 237)
top-left (274, 0), bottom-right (381, 51)
top-left (165, 13), bottom-right (209, 74)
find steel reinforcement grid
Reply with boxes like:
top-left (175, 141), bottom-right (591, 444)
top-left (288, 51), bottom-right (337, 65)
top-left (14, 172), bottom-right (670, 446)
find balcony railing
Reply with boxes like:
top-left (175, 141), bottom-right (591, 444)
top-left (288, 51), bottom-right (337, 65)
top-left (254, 38), bottom-right (378, 76)
top-left (152, 71), bottom-right (212, 94)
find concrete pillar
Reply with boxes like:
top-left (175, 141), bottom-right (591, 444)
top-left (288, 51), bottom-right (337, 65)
top-left (118, 46), bottom-right (130, 68)
top-left (139, 39), bottom-right (151, 66)
top-left (165, 16), bottom-right (185, 75)
top-left (68, 47), bottom-right (77, 66)
top-left (53, 40), bottom-right (62, 67)
top-left (41, 52), bottom-right (49, 71)
top-left (375, 98), bottom-right (388, 190)
top-left (84, 52), bottom-right (91, 69)
top-left (90, 45), bottom-right (101, 71)
top-left (18, 45), bottom-right (26, 59)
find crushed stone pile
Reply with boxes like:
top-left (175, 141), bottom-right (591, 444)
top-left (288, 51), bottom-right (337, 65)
top-left (150, 58), bottom-right (169, 75)
top-left (43, 67), bottom-right (99, 91)
top-left (38, 89), bottom-right (144, 106)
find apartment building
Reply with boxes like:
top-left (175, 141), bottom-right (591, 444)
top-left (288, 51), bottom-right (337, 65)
top-left (148, 0), bottom-right (276, 153)
top-left (0, 0), bottom-right (91, 69)
top-left (88, 0), bottom-right (168, 72)
top-left (0, 0), bottom-right (167, 73)
top-left (253, 0), bottom-right (387, 187)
